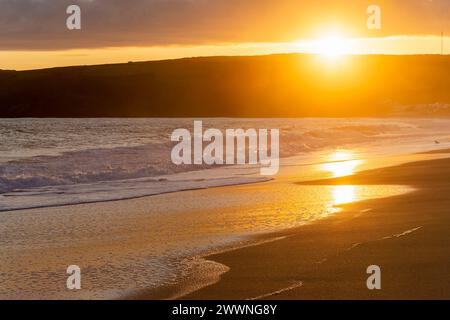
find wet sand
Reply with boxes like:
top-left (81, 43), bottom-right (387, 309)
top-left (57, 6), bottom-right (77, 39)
top-left (1, 150), bottom-right (449, 299)
top-left (178, 150), bottom-right (450, 300)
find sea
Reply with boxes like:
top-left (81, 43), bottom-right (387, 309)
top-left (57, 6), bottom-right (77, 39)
top-left (0, 118), bottom-right (449, 299)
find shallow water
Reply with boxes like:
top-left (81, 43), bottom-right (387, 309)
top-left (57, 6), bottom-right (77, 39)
top-left (0, 117), bottom-right (449, 299)
top-left (0, 118), bottom-right (449, 211)
top-left (0, 159), bottom-right (415, 299)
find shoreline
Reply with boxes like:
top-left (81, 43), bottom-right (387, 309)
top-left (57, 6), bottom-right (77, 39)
top-left (128, 234), bottom-right (292, 300)
top-left (161, 150), bottom-right (450, 300)
top-left (2, 141), bottom-right (448, 213)
top-left (1, 148), bottom-right (449, 299)
top-left (0, 175), bottom-right (271, 213)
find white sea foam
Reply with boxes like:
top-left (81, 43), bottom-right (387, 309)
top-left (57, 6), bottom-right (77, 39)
top-left (0, 118), bottom-right (449, 211)
top-left (2, 117), bottom-right (445, 299)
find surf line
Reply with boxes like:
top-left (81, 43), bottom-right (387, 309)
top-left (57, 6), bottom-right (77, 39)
top-left (171, 120), bottom-right (280, 175)
top-left (247, 281), bottom-right (304, 300)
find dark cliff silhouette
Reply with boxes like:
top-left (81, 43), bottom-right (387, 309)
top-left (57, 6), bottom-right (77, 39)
top-left (0, 54), bottom-right (449, 117)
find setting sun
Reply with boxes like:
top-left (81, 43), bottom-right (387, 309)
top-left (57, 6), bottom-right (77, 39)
top-left (314, 34), bottom-right (352, 59)
top-left (329, 150), bottom-right (353, 162)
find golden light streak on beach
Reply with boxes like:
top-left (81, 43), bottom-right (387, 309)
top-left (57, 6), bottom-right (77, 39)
top-left (321, 151), bottom-right (363, 178)
top-left (332, 185), bottom-right (356, 205)
top-left (322, 160), bottom-right (363, 178)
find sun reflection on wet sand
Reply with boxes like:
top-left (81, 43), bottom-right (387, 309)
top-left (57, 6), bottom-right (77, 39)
top-left (332, 185), bottom-right (356, 205)
top-left (322, 160), bottom-right (363, 178)
top-left (321, 150), bottom-right (363, 178)
top-left (321, 151), bottom-right (361, 213)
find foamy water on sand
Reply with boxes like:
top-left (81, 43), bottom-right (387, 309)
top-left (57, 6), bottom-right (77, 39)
top-left (0, 118), bottom-right (448, 211)
top-left (0, 118), bottom-right (449, 299)
top-left (0, 177), bottom-right (414, 299)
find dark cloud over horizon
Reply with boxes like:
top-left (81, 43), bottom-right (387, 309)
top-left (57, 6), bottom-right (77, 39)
top-left (0, 0), bottom-right (449, 50)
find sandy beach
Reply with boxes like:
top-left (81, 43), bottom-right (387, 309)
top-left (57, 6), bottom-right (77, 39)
top-left (1, 148), bottom-right (449, 300)
top-left (178, 149), bottom-right (450, 300)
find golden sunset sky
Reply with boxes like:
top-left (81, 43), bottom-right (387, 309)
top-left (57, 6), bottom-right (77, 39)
top-left (1, 0), bottom-right (449, 70)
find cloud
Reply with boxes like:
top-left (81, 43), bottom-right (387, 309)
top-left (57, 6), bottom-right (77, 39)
top-left (0, 0), bottom-right (449, 50)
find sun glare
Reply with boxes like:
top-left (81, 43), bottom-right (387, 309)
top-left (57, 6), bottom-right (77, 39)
top-left (314, 34), bottom-right (351, 59)
top-left (329, 150), bottom-right (353, 162)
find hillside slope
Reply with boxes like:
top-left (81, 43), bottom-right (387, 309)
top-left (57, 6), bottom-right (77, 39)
top-left (0, 54), bottom-right (449, 117)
